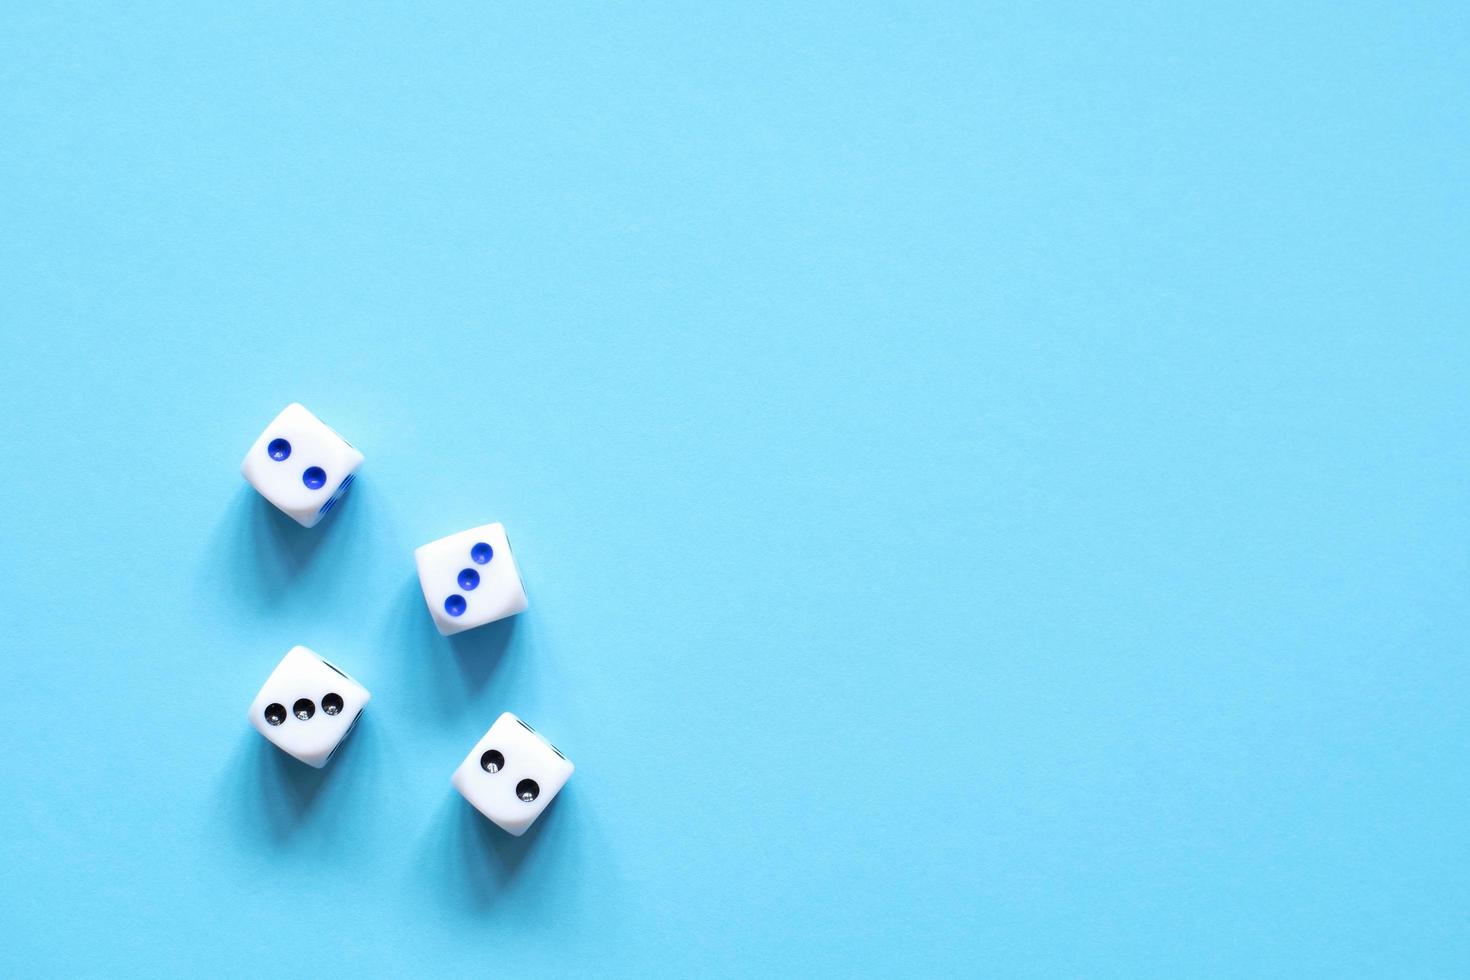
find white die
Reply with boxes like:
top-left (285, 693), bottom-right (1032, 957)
top-left (414, 522), bottom-right (528, 636)
top-left (247, 646), bottom-right (371, 768)
top-left (240, 403), bottom-right (363, 528)
top-left (451, 712), bottom-right (573, 836)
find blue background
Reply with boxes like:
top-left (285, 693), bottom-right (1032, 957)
top-left (1, 2), bottom-right (1466, 976)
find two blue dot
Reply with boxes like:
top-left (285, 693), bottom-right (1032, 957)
top-left (265, 438), bottom-right (330, 491)
top-left (444, 542), bottom-right (495, 617)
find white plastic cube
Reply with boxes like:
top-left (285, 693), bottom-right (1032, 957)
top-left (248, 646), bottom-right (371, 768)
top-left (414, 522), bottom-right (528, 636)
top-left (241, 403), bottom-right (363, 528)
top-left (451, 712), bottom-right (573, 835)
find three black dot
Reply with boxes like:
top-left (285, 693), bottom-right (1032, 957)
top-left (263, 693), bottom-right (344, 726)
top-left (445, 542), bottom-right (494, 617)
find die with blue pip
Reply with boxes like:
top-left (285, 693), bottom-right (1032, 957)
top-left (415, 522), bottom-right (528, 635)
top-left (241, 403), bottom-right (362, 527)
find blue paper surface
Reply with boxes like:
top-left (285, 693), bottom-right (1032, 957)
top-left (1, 2), bottom-right (1467, 976)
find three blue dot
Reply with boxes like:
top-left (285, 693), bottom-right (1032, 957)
top-left (267, 438), bottom-right (291, 461)
top-left (444, 544), bottom-right (494, 618)
top-left (302, 466), bottom-right (327, 490)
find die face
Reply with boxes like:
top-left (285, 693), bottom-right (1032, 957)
top-left (248, 646), bottom-right (371, 768)
top-left (240, 403), bottom-right (363, 528)
top-left (452, 712), bottom-right (573, 836)
top-left (414, 523), bottom-right (527, 636)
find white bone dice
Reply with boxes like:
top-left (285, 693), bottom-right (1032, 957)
top-left (452, 712), bottom-right (573, 836)
top-left (248, 646), bottom-right (371, 768)
top-left (414, 522), bottom-right (528, 635)
top-left (241, 403), bottom-right (363, 527)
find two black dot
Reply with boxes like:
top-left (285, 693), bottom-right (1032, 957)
top-left (444, 541), bottom-right (495, 618)
top-left (478, 749), bottom-right (539, 802)
top-left (263, 693), bottom-right (345, 726)
top-left (264, 438), bottom-right (330, 490)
